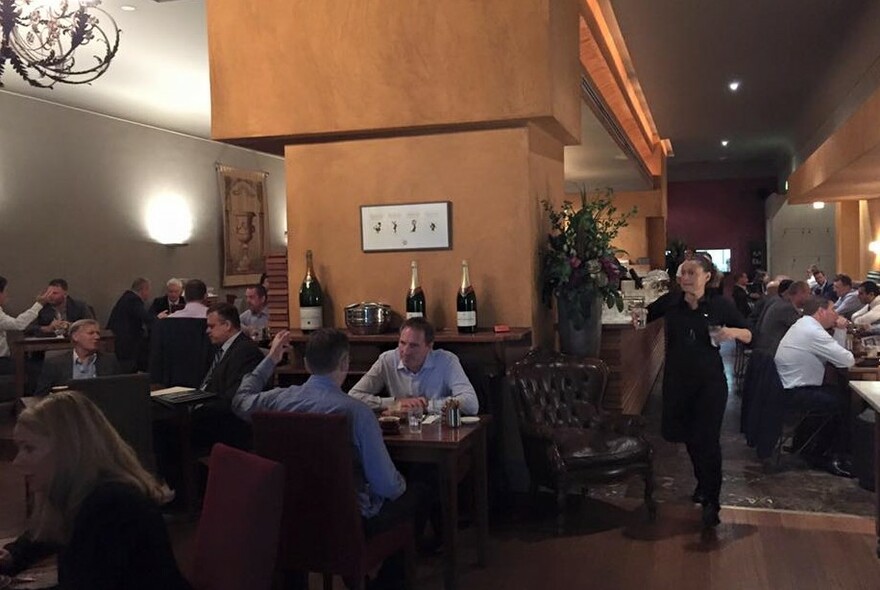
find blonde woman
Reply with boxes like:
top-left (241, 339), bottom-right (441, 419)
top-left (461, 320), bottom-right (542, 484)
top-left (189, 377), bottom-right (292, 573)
top-left (0, 392), bottom-right (190, 589)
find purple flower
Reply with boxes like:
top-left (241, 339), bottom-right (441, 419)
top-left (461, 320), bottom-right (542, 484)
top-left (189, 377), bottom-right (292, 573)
top-left (570, 256), bottom-right (582, 268)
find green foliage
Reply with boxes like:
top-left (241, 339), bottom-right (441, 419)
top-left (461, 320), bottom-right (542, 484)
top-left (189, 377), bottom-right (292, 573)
top-left (540, 187), bottom-right (636, 328)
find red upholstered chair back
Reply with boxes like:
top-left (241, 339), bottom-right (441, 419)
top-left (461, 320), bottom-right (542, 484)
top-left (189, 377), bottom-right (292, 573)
top-left (252, 411), bottom-right (368, 577)
top-left (191, 444), bottom-right (285, 590)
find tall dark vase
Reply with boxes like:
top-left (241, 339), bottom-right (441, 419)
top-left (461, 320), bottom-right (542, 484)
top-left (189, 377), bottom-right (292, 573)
top-left (557, 294), bottom-right (603, 357)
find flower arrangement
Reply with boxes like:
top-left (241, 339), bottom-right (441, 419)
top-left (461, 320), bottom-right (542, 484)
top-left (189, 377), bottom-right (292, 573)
top-left (541, 186), bottom-right (636, 328)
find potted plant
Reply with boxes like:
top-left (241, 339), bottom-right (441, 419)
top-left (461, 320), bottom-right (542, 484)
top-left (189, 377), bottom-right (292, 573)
top-left (541, 187), bottom-right (635, 356)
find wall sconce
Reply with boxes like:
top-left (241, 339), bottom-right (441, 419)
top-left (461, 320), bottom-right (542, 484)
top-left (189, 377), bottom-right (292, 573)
top-left (146, 194), bottom-right (193, 246)
top-left (812, 201), bottom-right (825, 209)
top-left (869, 241), bottom-right (880, 254)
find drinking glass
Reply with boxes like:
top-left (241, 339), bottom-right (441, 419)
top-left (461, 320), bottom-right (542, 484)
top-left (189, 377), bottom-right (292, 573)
top-left (708, 325), bottom-right (723, 348)
top-left (407, 408), bottom-right (423, 433)
top-left (632, 307), bottom-right (647, 330)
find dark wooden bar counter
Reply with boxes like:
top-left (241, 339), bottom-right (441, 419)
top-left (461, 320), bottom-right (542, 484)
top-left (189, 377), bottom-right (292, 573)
top-left (599, 319), bottom-right (665, 415)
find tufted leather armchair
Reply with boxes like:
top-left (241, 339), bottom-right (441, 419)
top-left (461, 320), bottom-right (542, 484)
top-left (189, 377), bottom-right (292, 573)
top-left (509, 349), bottom-right (656, 528)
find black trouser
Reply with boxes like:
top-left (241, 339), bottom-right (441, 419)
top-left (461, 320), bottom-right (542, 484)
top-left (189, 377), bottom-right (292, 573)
top-left (0, 356), bottom-right (12, 375)
top-left (665, 374), bottom-right (728, 506)
top-left (783, 385), bottom-right (849, 455)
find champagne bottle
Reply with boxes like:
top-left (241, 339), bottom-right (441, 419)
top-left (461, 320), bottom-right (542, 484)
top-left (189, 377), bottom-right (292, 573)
top-left (299, 250), bottom-right (323, 331)
top-left (456, 260), bottom-right (477, 333)
top-left (406, 261), bottom-right (426, 319)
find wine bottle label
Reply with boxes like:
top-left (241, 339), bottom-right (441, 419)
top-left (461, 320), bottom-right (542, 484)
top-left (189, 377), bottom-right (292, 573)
top-left (300, 307), bottom-right (323, 329)
top-left (456, 311), bottom-right (476, 327)
top-left (406, 312), bottom-right (424, 319)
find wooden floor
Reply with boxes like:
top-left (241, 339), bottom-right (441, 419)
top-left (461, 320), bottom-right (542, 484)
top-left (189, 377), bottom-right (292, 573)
top-left (2, 405), bottom-right (879, 590)
top-left (411, 500), bottom-right (880, 590)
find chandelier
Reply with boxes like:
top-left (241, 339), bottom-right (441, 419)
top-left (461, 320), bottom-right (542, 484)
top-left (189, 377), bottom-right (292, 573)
top-left (0, 0), bottom-right (121, 88)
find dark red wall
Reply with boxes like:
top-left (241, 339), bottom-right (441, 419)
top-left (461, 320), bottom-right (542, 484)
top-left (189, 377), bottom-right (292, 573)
top-left (667, 177), bottom-right (773, 278)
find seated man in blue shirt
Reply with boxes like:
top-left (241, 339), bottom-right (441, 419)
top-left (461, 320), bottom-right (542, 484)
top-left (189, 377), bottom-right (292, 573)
top-left (234, 328), bottom-right (422, 588)
top-left (349, 318), bottom-right (479, 415)
top-left (234, 328), bottom-right (411, 518)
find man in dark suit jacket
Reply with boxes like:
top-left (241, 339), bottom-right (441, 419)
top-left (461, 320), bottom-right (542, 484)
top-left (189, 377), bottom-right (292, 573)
top-left (34, 319), bottom-right (120, 395)
top-left (148, 278), bottom-right (186, 318)
top-left (812, 270), bottom-right (837, 302)
top-left (193, 302), bottom-right (264, 449)
top-left (107, 278), bottom-right (153, 373)
top-left (29, 278), bottom-right (94, 335)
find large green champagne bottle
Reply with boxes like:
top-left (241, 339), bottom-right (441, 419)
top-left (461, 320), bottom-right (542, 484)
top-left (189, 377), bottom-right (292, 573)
top-left (456, 260), bottom-right (477, 334)
top-left (406, 261), bottom-right (426, 319)
top-left (299, 250), bottom-right (323, 331)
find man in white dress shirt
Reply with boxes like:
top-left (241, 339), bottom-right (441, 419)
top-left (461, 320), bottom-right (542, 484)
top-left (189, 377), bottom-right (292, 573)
top-left (348, 318), bottom-right (479, 415)
top-left (851, 281), bottom-right (880, 328)
top-left (0, 276), bottom-right (50, 375)
top-left (832, 274), bottom-right (861, 319)
top-left (775, 296), bottom-right (854, 476)
top-left (167, 279), bottom-right (210, 319)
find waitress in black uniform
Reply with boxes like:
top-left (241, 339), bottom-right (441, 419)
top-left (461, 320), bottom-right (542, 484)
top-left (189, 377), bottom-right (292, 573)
top-left (645, 255), bottom-right (751, 528)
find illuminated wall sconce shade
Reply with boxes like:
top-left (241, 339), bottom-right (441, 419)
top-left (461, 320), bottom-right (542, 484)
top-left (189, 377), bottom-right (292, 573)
top-left (812, 201), bottom-right (825, 210)
top-left (869, 241), bottom-right (880, 254)
top-left (146, 195), bottom-right (193, 246)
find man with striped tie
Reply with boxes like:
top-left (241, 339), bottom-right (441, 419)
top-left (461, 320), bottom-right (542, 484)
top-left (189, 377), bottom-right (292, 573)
top-left (192, 302), bottom-right (264, 449)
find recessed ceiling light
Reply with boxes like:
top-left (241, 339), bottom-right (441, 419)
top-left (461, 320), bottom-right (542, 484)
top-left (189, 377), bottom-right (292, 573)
top-left (721, 140), bottom-right (729, 147)
top-left (813, 201), bottom-right (825, 210)
top-left (728, 80), bottom-right (741, 92)
top-left (121, 5), bottom-right (136, 11)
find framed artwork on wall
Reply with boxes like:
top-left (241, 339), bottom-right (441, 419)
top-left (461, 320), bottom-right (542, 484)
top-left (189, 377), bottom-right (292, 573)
top-left (217, 164), bottom-right (269, 286)
top-left (360, 201), bottom-right (452, 252)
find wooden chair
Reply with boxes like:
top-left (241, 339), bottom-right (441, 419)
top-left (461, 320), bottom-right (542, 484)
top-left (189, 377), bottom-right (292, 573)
top-left (252, 411), bottom-right (415, 590)
top-left (190, 444), bottom-right (285, 590)
top-left (508, 349), bottom-right (656, 531)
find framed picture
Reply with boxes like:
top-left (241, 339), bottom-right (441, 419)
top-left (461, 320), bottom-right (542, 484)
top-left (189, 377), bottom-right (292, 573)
top-left (217, 164), bottom-right (269, 286)
top-left (360, 201), bottom-right (452, 252)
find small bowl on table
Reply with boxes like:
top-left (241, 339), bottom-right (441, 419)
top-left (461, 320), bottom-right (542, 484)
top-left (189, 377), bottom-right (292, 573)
top-left (379, 415), bottom-right (401, 435)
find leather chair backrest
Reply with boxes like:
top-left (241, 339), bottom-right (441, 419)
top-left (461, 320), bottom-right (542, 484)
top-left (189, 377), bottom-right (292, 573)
top-left (149, 318), bottom-right (211, 388)
top-left (509, 349), bottom-right (609, 432)
top-left (252, 411), bottom-right (366, 577)
top-left (67, 373), bottom-right (156, 472)
top-left (192, 443), bottom-right (285, 590)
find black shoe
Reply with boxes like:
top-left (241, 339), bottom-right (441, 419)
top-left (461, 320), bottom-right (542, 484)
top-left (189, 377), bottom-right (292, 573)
top-left (701, 503), bottom-right (721, 529)
top-left (691, 487), bottom-right (707, 505)
top-left (827, 457), bottom-right (854, 478)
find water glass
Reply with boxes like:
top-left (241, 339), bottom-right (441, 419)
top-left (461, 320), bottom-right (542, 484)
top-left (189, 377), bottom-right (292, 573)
top-left (708, 325), bottom-right (723, 348)
top-left (407, 408), bottom-right (423, 433)
top-left (632, 307), bottom-right (647, 330)
top-left (424, 398), bottom-right (440, 415)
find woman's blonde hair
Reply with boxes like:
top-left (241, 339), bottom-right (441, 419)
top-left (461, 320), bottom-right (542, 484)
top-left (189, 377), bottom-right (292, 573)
top-left (17, 391), bottom-right (169, 542)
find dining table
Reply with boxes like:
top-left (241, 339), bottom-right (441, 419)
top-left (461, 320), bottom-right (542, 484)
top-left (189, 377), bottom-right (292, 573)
top-left (383, 415), bottom-right (489, 590)
top-left (7, 330), bottom-right (115, 400)
top-left (847, 380), bottom-right (880, 558)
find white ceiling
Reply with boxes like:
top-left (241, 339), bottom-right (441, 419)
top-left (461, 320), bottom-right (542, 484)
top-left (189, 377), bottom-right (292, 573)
top-left (0, 1), bottom-right (648, 192)
top-left (0, 0), bottom-right (211, 138)
top-left (564, 103), bottom-right (652, 193)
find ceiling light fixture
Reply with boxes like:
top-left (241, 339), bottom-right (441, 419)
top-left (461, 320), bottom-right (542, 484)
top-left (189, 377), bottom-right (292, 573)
top-left (721, 140), bottom-right (729, 147)
top-left (0, 0), bottom-right (121, 88)
top-left (812, 201), bottom-right (825, 210)
top-left (120, 5), bottom-right (136, 11)
top-left (870, 241), bottom-right (880, 254)
top-left (728, 80), bottom-right (741, 92)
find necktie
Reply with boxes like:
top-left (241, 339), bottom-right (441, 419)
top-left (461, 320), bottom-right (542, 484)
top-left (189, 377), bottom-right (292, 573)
top-left (201, 348), bottom-right (224, 390)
